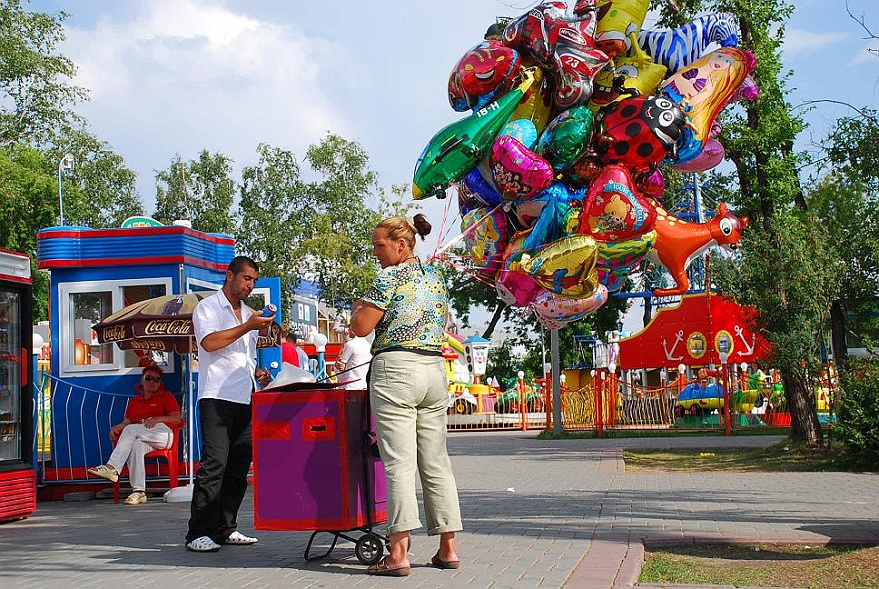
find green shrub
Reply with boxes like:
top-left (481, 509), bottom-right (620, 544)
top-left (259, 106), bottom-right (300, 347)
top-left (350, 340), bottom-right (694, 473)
top-left (835, 358), bottom-right (879, 471)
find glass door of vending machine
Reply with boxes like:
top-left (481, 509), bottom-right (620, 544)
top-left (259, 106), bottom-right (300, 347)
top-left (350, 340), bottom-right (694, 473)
top-left (0, 249), bottom-right (35, 522)
top-left (0, 288), bottom-right (26, 463)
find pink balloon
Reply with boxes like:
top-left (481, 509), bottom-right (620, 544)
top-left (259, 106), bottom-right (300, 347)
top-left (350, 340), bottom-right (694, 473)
top-left (531, 284), bottom-right (609, 322)
top-left (496, 269), bottom-right (544, 307)
top-left (670, 137), bottom-right (725, 172)
top-left (490, 135), bottom-right (555, 202)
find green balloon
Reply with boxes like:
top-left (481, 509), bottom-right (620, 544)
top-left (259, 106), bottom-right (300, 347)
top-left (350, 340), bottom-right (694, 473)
top-left (412, 69), bottom-right (536, 200)
top-left (536, 105), bottom-right (595, 171)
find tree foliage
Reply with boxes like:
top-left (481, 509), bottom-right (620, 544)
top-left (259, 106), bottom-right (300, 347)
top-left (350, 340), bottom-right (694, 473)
top-left (235, 135), bottom-right (396, 318)
top-left (0, 0), bottom-right (87, 146)
top-left (0, 144), bottom-right (57, 319)
top-left (154, 150), bottom-right (236, 235)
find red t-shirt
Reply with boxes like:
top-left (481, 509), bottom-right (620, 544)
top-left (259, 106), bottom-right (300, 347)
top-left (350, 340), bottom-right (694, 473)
top-left (125, 388), bottom-right (181, 424)
top-left (281, 341), bottom-right (299, 367)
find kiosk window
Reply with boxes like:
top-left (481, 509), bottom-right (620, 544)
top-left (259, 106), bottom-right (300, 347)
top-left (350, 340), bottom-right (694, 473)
top-left (70, 292), bottom-right (114, 366)
top-left (61, 279), bottom-right (171, 374)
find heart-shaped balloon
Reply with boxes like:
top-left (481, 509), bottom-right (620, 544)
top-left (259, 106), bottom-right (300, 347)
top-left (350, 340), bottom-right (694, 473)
top-left (495, 232), bottom-right (545, 307)
top-left (490, 135), bottom-right (555, 202)
top-left (577, 164), bottom-right (657, 241)
top-left (519, 234), bottom-right (600, 299)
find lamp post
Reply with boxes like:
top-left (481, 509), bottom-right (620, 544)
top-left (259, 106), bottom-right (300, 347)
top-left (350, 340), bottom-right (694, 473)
top-left (719, 352), bottom-right (731, 435)
top-left (57, 153), bottom-right (75, 226)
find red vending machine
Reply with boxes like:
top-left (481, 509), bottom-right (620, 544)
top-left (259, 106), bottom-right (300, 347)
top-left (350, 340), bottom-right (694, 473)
top-left (0, 250), bottom-right (35, 522)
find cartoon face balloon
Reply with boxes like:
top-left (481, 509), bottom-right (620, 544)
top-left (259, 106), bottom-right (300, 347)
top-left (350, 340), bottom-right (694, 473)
top-left (660, 47), bottom-right (756, 164)
top-left (594, 0), bottom-right (650, 59)
top-left (448, 40), bottom-right (522, 112)
top-left (490, 135), bottom-right (555, 202)
top-left (577, 164), bottom-right (657, 242)
top-left (461, 207), bottom-right (510, 271)
top-left (594, 94), bottom-right (686, 171)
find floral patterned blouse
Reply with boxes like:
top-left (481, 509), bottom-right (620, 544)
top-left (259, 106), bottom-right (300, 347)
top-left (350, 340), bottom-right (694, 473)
top-left (360, 261), bottom-right (447, 353)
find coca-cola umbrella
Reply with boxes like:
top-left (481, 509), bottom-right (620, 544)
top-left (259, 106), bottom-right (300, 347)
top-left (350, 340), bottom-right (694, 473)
top-left (93, 292), bottom-right (280, 501)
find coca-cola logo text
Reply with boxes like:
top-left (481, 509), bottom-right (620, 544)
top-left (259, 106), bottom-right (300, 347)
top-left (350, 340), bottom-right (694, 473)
top-left (144, 319), bottom-right (192, 336)
top-left (102, 325), bottom-right (127, 341)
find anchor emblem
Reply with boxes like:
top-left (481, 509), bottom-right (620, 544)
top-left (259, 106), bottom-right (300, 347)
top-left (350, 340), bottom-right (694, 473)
top-left (734, 325), bottom-right (756, 356)
top-left (663, 329), bottom-right (685, 361)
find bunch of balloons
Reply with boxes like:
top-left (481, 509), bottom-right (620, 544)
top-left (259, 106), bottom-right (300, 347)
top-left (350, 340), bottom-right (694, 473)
top-left (412, 0), bottom-right (757, 329)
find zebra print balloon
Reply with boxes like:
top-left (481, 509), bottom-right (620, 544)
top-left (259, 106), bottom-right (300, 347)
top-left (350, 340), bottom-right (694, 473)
top-left (637, 12), bottom-right (739, 74)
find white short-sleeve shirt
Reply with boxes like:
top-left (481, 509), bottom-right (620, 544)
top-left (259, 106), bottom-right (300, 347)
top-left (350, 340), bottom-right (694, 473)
top-left (338, 336), bottom-right (372, 390)
top-left (193, 290), bottom-right (259, 405)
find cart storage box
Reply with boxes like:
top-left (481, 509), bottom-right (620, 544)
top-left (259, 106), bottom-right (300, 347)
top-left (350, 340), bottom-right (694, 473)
top-left (252, 386), bottom-right (386, 531)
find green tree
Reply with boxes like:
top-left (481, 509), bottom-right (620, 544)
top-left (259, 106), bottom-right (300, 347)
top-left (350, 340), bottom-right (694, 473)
top-left (656, 0), bottom-right (840, 445)
top-left (811, 111), bottom-right (879, 366)
top-left (154, 150), bottom-right (236, 235)
top-left (0, 0), bottom-right (88, 146)
top-left (236, 135), bottom-right (398, 316)
top-left (0, 144), bottom-right (57, 319)
top-left (49, 129), bottom-right (143, 228)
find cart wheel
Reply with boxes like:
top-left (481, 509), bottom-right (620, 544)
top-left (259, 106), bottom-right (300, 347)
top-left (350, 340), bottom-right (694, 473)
top-left (355, 533), bottom-right (384, 565)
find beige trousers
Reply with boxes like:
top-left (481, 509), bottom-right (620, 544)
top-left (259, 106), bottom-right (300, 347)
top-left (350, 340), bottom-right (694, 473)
top-left (369, 350), bottom-right (463, 536)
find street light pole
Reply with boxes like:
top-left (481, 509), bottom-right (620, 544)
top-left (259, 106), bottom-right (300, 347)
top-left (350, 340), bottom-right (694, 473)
top-left (57, 153), bottom-right (75, 226)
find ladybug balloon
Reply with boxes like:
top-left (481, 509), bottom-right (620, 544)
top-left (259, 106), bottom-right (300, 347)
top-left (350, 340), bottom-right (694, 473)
top-left (594, 94), bottom-right (686, 171)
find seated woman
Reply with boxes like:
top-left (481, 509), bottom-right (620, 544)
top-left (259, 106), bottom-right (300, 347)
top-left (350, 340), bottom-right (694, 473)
top-left (87, 363), bottom-right (182, 505)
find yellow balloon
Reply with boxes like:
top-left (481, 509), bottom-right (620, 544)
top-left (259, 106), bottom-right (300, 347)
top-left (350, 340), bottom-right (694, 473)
top-left (510, 60), bottom-right (553, 135)
top-left (589, 34), bottom-right (667, 112)
top-left (520, 235), bottom-right (600, 299)
top-left (595, 0), bottom-right (650, 58)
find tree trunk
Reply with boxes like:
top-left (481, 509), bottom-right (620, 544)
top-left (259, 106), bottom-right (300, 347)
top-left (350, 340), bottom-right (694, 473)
top-left (782, 367), bottom-right (823, 445)
top-left (481, 302), bottom-right (506, 339)
top-left (830, 299), bottom-right (848, 370)
top-left (643, 296), bottom-right (653, 326)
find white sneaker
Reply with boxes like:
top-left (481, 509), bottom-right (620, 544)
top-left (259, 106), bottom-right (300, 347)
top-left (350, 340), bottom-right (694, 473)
top-left (223, 531), bottom-right (258, 545)
top-left (185, 536), bottom-right (221, 552)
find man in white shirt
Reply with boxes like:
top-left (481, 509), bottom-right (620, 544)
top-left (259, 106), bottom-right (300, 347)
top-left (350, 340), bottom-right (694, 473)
top-left (185, 256), bottom-right (275, 553)
top-left (336, 332), bottom-right (372, 390)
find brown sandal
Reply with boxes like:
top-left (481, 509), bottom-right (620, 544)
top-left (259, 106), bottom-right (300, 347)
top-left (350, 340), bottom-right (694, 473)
top-left (431, 553), bottom-right (460, 569)
top-left (367, 556), bottom-right (411, 577)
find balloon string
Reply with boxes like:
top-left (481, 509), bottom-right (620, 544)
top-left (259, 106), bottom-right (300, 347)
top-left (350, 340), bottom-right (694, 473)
top-left (430, 203), bottom-right (503, 261)
top-left (432, 187), bottom-right (457, 260)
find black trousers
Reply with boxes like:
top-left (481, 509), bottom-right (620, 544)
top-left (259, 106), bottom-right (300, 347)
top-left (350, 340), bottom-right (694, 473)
top-left (186, 398), bottom-right (252, 543)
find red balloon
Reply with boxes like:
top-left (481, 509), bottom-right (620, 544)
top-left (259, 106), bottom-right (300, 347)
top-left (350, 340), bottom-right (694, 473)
top-left (594, 94), bottom-right (686, 171)
top-left (577, 164), bottom-right (657, 242)
top-left (448, 40), bottom-right (522, 112)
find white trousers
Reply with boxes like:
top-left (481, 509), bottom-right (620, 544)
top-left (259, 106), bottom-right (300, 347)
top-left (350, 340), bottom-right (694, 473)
top-left (369, 350), bottom-right (462, 536)
top-left (106, 423), bottom-right (173, 492)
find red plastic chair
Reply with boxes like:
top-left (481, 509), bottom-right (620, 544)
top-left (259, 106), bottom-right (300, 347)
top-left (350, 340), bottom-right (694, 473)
top-left (112, 423), bottom-right (183, 503)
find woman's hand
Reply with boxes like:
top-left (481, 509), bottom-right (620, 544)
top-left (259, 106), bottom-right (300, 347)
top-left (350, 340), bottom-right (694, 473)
top-left (109, 423), bottom-right (125, 442)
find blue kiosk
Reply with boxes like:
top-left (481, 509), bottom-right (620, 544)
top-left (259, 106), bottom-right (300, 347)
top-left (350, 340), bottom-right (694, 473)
top-left (36, 222), bottom-right (281, 484)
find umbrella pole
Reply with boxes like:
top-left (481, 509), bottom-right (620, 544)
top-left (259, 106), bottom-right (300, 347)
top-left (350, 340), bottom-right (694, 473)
top-left (164, 351), bottom-right (196, 503)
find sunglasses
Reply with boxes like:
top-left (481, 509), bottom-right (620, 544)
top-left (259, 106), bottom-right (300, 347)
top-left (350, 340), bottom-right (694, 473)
top-left (143, 375), bottom-right (162, 382)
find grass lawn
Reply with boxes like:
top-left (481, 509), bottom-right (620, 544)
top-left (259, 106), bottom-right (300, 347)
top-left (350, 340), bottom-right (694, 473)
top-left (639, 543), bottom-right (879, 589)
top-left (623, 441), bottom-right (847, 473)
top-left (627, 441), bottom-right (876, 587)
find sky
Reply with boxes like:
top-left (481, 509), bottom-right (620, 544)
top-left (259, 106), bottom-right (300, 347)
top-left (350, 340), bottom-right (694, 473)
top-left (29, 0), bottom-right (879, 331)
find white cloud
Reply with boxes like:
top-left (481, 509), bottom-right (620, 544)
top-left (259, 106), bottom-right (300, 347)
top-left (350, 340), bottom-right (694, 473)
top-left (60, 0), bottom-right (353, 202)
top-left (783, 28), bottom-right (850, 59)
top-left (847, 41), bottom-right (879, 67)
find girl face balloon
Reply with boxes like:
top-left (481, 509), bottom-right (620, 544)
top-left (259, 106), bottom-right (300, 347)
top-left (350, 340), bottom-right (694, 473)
top-left (660, 47), bottom-right (756, 163)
